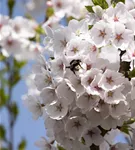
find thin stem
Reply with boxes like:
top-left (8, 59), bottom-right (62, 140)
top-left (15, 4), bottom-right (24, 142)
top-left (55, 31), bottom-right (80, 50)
top-left (6, 57), bottom-right (14, 150)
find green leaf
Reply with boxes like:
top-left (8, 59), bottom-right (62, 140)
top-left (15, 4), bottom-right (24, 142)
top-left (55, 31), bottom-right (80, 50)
top-left (111, 0), bottom-right (125, 6)
top-left (0, 124), bottom-right (6, 140)
top-left (0, 88), bottom-right (8, 108)
top-left (7, 0), bottom-right (15, 17)
top-left (35, 25), bottom-right (45, 34)
top-left (120, 125), bottom-right (129, 134)
top-left (92, 0), bottom-right (109, 9)
top-left (88, 25), bottom-right (93, 30)
top-left (11, 102), bottom-right (19, 120)
top-left (14, 59), bottom-right (26, 69)
top-left (46, 7), bottom-right (54, 18)
top-left (57, 145), bottom-right (66, 150)
top-left (129, 69), bottom-right (135, 78)
top-left (124, 118), bottom-right (135, 125)
top-left (1, 148), bottom-right (8, 150)
top-left (0, 69), bottom-right (8, 86)
top-left (85, 6), bottom-right (94, 13)
top-left (0, 53), bottom-right (6, 61)
top-left (18, 139), bottom-right (27, 150)
top-left (81, 137), bottom-right (85, 144)
top-left (11, 71), bottom-right (21, 86)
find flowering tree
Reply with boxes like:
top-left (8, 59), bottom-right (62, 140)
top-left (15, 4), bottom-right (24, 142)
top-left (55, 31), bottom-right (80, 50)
top-left (0, 0), bottom-right (45, 149)
top-left (1, 0), bottom-right (135, 150)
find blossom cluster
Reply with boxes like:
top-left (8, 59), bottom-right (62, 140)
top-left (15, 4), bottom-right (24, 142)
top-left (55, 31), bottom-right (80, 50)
top-left (23, 2), bottom-right (135, 150)
top-left (0, 15), bottom-right (43, 61)
top-left (25, 0), bottom-right (92, 29)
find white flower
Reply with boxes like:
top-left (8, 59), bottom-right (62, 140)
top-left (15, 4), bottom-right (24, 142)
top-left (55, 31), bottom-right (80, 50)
top-left (111, 143), bottom-right (131, 150)
top-left (50, 57), bottom-right (65, 77)
top-left (109, 101), bottom-right (129, 118)
top-left (90, 20), bottom-right (112, 47)
top-left (10, 16), bottom-right (36, 38)
top-left (100, 116), bottom-right (118, 130)
top-left (88, 74), bottom-right (104, 98)
top-left (45, 98), bottom-right (68, 120)
top-left (68, 75), bottom-right (84, 95)
top-left (86, 109), bottom-right (103, 127)
top-left (0, 34), bottom-right (25, 56)
top-left (43, 16), bottom-right (61, 30)
top-left (35, 137), bottom-right (56, 150)
top-left (65, 116), bottom-right (86, 139)
top-left (86, 5), bottom-right (104, 25)
top-left (95, 100), bottom-right (110, 119)
top-left (34, 70), bottom-right (53, 91)
top-left (72, 140), bottom-right (90, 150)
top-left (56, 80), bottom-right (76, 105)
top-left (65, 37), bottom-right (86, 56)
top-left (83, 42), bottom-right (98, 60)
top-left (52, 0), bottom-right (72, 18)
top-left (32, 54), bottom-right (47, 74)
top-left (122, 42), bottom-right (135, 62)
top-left (76, 92), bottom-right (100, 111)
top-left (112, 22), bottom-right (133, 50)
top-left (98, 69), bottom-right (124, 91)
top-left (104, 87), bottom-right (125, 104)
top-left (68, 19), bottom-right (88, 37)
top-left (0, 15), bottom-right (9, 31)
top-left (40, 87), bottom-right (57, 105)
top-left (81, 68), bottom-right (101, 88)
top-left (99, 45), bottom-right (120, 64)
top-left (131, 78), bottom-right (135, 100)
top-left (25, 0), bottom-right (47, 16)
top-left (82, 127), bottom-right (104, 147)
top-left (22, 95), bottom-right (43, 120)
top-left (53, 27), bottom-right (71, 56)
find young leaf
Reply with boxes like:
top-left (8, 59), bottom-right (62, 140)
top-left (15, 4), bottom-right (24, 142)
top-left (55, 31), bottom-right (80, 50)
top-left (0, 124), bottom-right (6, 140)
top-left (120, 125), bottom-right (129, 134)
top-left (35, 25), bottom-right (45, 34)
top-left (11, 71), bottom-right (21, 87)
top-left (111, 0), bottom-right (125, 6)
top-left (14, 59), bottom-right (26, 69)
top-left (129, 69), bottom-right (135, 78)
top-left (1, 148), bottom-right (8, 150)
top-left (18, 139), bottom-right (27, 150)
top-left (11, 102), bottom-right (19, 120)
top-left (57, 145), bottom-right (66, 150)
top-left (0, 88), bottom-right (8, 108)
top-left (92, 0), bottom-right (109, 9)
top-left (85, 6), bottom-right (94, 13)
top-left (46, 7), bottom-right (54, 18)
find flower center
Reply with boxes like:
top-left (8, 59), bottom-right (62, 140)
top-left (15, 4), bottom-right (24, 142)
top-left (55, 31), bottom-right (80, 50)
top-left (87, 130), bottom-right (95, 137)
top-left (60, 39), bottom-right (67, 47)
top-left (86, 64), bottom-right (92, 70)
top-left (7, 39), bottom-right (13, 46)
top-left (91, 45), bottom-right (97, 52)
top-left (99, 29), bottom-right (106, 38)
top-left (106, 76), bottom-right (114, 84)
top-left (56, 103), bottom-right (63, 112)
top-left (132, 51), bottom-right (135, 57)
top-left (113, 15), bottom-right (119, 22)
top-left (58, 63), bottom-right (64, 70)
top-left (56, 1), bottom-right (62, 8)
top-left (115, 33), bottom-right (123, 42)
top-left (73, 121), bottom-right (81, 129)
top-left (71, 47), bottom-right (78, 53)
top-left (107, 91), bottom-right (114, 97)
top-left (87, 77), bottom-right (93, 84)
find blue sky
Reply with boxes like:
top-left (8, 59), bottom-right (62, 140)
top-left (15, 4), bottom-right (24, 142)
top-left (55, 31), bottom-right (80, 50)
top-left (0, 0), bottom-right (46, 150)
